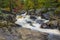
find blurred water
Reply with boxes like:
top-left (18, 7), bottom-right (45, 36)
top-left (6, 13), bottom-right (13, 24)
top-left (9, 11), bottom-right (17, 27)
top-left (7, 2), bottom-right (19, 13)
top-left (15, 13), bottom-right (60, 35)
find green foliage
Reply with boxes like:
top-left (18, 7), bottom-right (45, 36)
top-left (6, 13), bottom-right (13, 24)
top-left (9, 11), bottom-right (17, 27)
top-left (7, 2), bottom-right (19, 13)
top-left (0, 0), bottom-right (60, 13)
top-left (0, 0), bottom-right (9, 8)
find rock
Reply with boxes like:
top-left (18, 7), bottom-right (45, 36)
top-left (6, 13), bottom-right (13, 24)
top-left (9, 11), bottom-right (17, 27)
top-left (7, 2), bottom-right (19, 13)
top-left (0, 13), bottom-right (17, 28)
top-left (0, 36), bottom-right (6, 40)
top-left (6, 14), bottom-right (16, 23)
top-left (41, 8), bottom-right (48, 13)
top-left (48, 34), bottom-right (60, 40)
top-left (20, 10), bottom-right (26, 14)
top-left (57, 19), bottom-right (60, 30)
top-left (27, 21), bottom-right (32, 24)
top-left (36, 9), bottom-right (41, 14)
top-left (48, 8), bottom-right (56, 11)
top-left (0, 13), bottom-right (16, 22)
top-left (28, 9), bottom-right (34, 15)
top-left (0, 16), bottom-right (4, 20)
top-left (30, 15), bottom-right (37, 21)
top-left (42, 13), bottom-right (50, 20)
top-left (0, 21), bottom-right (7, 27)
top-left (36, 20), bottom-right (44, 24)
top-left (1, 10), bottom-right (12, 14)
top-left (45, 20), bottom-right (58, 29)
top-left (41, 11), bottom-right (54, 20)
top-left (0, 27), bottom-right (48, 40)
top-left (41, 23), bottom-right (49, 29)
top-left (15, 28), bottom-right (48, 40)
top-left (44, 19), bottom-right (60, 30)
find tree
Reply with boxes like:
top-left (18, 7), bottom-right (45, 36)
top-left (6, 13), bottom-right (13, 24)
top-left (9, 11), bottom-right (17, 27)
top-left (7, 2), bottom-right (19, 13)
top-left (24, 0), bottom-right (34, 14)
top-left (32, 0), bottom-right (38, 13)
top-left (0, 0), bottom-right (2, 14)
top-left (9, 0), bottom-right (17, 13)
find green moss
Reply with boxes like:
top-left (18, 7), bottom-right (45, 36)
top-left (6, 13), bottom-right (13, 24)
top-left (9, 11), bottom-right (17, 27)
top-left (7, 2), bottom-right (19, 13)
top-left (0, 20), bottom-right (16, 28)
top-left (0, 21), bottom-right (7, 27)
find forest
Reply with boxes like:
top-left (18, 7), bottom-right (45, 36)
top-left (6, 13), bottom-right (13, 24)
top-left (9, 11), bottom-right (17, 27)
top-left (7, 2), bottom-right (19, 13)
top-left (0, 0), bottom-right (60, 13)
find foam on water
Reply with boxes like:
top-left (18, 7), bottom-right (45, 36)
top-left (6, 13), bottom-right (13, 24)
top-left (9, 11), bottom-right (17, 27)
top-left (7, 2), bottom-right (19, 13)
top-left (15, 14), bottom-right (60, 35)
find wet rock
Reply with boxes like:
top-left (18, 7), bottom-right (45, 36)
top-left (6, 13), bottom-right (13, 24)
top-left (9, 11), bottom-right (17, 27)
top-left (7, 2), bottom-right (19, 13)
top-left (20, 10), bottom-right (26, 14)
top-left (41, 11), bottom-right (54, 20)
top-left (42, 13), bottom-right (50, 20)
top-left (36, 20), bottom-right (44, 24)
top-left (30, 15), bottom-right (37, 21)
top-left (42, 19), bottom-right (60, 30)
top-left (15, 24), bottom-right (22, 27)
top-left (27, 9), bottom-right (34, 15)
top-left (48, 34), bottom-right (60, 40)
top-left (27, 21), bottom-right (32, 24)
top-left (42, 20), bottom-right (58, 29)
top-left (57, 20), bottom-right (60, 30)
top-left (41, 23), bottom-right (49, 29)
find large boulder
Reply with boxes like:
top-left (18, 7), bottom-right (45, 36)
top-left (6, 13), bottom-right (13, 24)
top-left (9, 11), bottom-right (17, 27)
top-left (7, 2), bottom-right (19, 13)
top-left (47, 20), bottom-right (58, 29)
top-left (0, 27), bottom-right (48, 40)
top-left (41, 20), bottom-right (60, 29)
top-left (5, 14), bottom-right (16, 23)
top-left (0, 13), bottom-right (17, 28)
top-left (0, 27), bottom-right (60, 40)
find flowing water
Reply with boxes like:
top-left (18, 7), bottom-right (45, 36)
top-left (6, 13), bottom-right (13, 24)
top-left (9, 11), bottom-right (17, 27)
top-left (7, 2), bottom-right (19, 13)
top-left (15, 13), bottom-right (60, 40)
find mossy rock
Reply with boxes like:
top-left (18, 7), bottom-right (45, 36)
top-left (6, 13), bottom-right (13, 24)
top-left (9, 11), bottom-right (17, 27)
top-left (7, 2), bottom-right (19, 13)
top-left (0, 21), bottom-right (7, 27)
top-left (0, 20), bottom-right (16, 28)
top-left (0, 13), bottom-right (16, 28)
